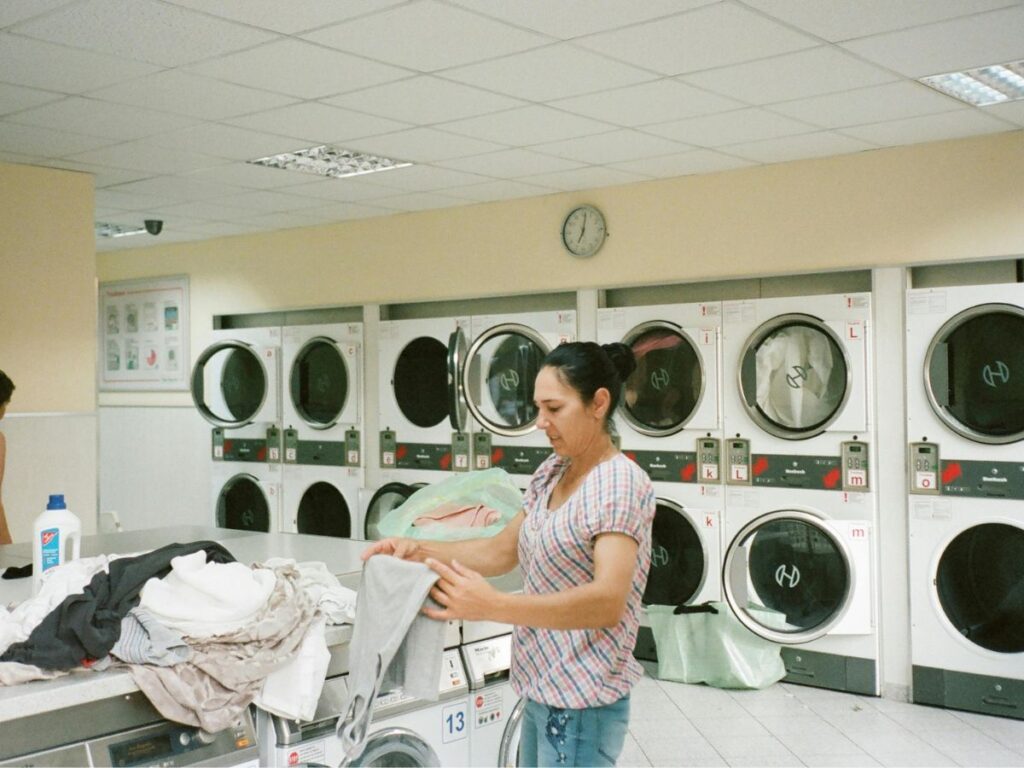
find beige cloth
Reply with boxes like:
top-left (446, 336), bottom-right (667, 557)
top-left (129, 563), bottom-right (315, 732)
top-left (412, 502), bottom-right (500, 528)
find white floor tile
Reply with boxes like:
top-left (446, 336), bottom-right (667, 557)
top-left (955, 748), bottom-right (1024, 767)
top-left (801, 753), bottom-right (881, 767)
top-left (702, 734), bottom-right (797, 760)
top-left (690, 716), bottom-right (769, 739)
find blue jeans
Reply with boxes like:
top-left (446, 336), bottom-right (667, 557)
top-left (517, 695), bottom-right (630, 767)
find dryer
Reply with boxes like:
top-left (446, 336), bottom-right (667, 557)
top-left (211, 460), bottom-right (282, 534)
top-left (597, 302), bottom-right (723, 484)
top-left (282, 463), bottom-right (361, 539)
top-left (908, 496), bottom-right (1024, 719)
top-left (721, 486), bottom-right (879, 695)
top-left (378, 316), bottom-right (474, 475)
top-left (282, 322), bottom-right (363, 471)
top-left (462, 631), bottom-right (524, 768)
top-left (192, 326), bottom-right (283, 465)
top-left (463, 310), bottom-right (576, 478)
top-left (359, 470), bottom-right (435, 541)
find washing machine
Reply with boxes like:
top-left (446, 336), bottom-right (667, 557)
top-left (282, 322), bottom-right (364, 472)
top-left (721, 485), bottom-right (879, 695)
top-left (463, 310), bottom-right (576, 478)
top-left (359, 469), bottom-right (442, 541)
top-left (282, 463), bottom-right (361, 539)
top-left (722, 293), bottom-right (872, 489)
top-left (378, 316), bottom-right (474, 475)
top-left (461, 630), bottom-right (524, 768)
top-left (259, 647), bottom-right (471, 767)
top-left (212, 460), bottom-right (282, 534)
top-left (908, 495), bottom-right (1024, 719)
top-left (192, 326), bottom-right (283, 465)
top-left (597, 302), bottom-right (723, 485)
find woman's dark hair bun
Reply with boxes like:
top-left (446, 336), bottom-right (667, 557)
top-left (601, 342), bottom-right (637, 383)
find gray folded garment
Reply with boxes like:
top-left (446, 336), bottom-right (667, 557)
top-left (336, 556), bottom-right (445, 761)
top-left (111, 608), bottom-right (191, 666)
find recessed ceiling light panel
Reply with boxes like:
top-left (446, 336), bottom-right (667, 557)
top-left (920, 60), bottom-right (1024, 106)
top-left (248, 145), bottom-right (413, 179)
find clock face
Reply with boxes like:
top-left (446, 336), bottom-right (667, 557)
top-left (562, 205), bottom-right (606, 258)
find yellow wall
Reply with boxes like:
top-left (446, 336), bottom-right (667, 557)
top-left (1, 162), bottom-right (96, 413)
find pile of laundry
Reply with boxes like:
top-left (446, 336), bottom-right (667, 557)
top-left (0, 541), bottom-right (356, 731)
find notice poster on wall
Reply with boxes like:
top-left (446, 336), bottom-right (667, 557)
top-left (99, 275), bottom-right (189, 391)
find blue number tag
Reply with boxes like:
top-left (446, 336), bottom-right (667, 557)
top-left (442, 702), bottom-right (468, 743)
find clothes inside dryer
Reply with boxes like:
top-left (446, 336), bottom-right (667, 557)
top-left (485, 335), bottom-right (543, 429)
top-left (926, 306), bottom-right (1024, 442)
top-left (643, 500), bottom-right (706, 607)
top-left (290, 336), bottom-right (349, 427)
top-left (217, 473), bottom-right (272, 532)
top-left (623, 326), bottom-right (702, 435)
top-left (935, 522), bottom-right (1024, 654)
top-left (364, 482), bottom-right (420, 540)
top-left (296, 480), bottom-right (352, 538)
top-left (392, 336), bottom-right (450, 428)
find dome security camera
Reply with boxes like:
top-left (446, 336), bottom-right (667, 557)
top-left (144, 219), bottom-right (163, 236)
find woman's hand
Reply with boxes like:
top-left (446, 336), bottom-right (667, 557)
top-left (360, 537), bottom-right (422, 561)
top-left (423, 558), bottom-right (501, 622)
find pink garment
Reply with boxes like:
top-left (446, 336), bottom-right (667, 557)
top-left (413, 502), bottom-right (500, 529)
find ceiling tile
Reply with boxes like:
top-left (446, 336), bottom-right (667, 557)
top-left (448, 0), bottom-right (714, 39)
top-left (680, 46), bottom-right (899, 105)
top-left (104, 176), bottom-right (247, 202)
top-left (840, 5), bottom-right (1024, 77)
top-left (85, 70), bottom-right (298, 120)
top-left (741, 0), bottom-right (1018, 43)
top-left (214, 189), bottom-right (328, 214)
top-left (575, 3), bottom-right (817, 76)
top-left (226, 211), bottom-right (328, 230)
top-left (453, 179), bottom-right (560, 202)
top-left (324, 76), bottom-right (525, 125)
top-left (0, 1), bottom-right (78, 28)
top-left (0, 120), bottom-right (118, 157)
top-left (610, 148), bottom-right (754, 178)
top-left (841, 110), bottom-right (1017, 146)
top-left (304, 0), bottom-right (550, 72)
top-left (95, 188), bottom-right (178, 212)
top-left (532, 130), bottom-right (692, 164)
top-left (67, 140), bottom-right (228, 175)
top-left (440, 105), bottom-right (613, 145)
top-left (551, 79), bottom-right (743, 127)
top-left (357, 165), bottom-right (492, 193)
top-left (0, 82), bottom-right (65, 116)
top-left (225, 102), bottom-right (410, 145)
top-left (436, 149), bottom-right (585, 177)
top-left (369, 191), bottom-right (472, 212)
top-left (161, 0), bottom-right (405, 35)
top-left (0, 33), bottom-right (158, 93)
top-left (186, 39), bottom-right (410, 100)
top-left (15, 0), bottom-right (276, 67)
top-left (769, 81), bottom-right (967, 129)
top-left (0, 150), bottom-right (44, 164)
top-left (725, 131), bottom-right (877, 163)
top-left (183, 162), bottom-right (319, 190)
top-left (302, 201), bottom-right (395, 222)
top-left (986, 100), bottom-right (1024, 127)
top-left (275, 176), bottom-right (402, 203)
top-left (442, 44), bottom-right (655, 101)
top-left (345, 127), bottom-right (503, 163)
top-left (645, 108), bottom-right (816, 147)
top-left (146, 124), bottom-right (307, 161)
top-left (517, 165), bottom-right (652, 191)
top-left (38, 159), bottom-right (150, 188)
top-left (6, 97), bottom-right (197, 141)
top-left (157, 198), bottom-right (256, 221)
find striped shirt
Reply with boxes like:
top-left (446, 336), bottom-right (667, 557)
top-left (510, 452), bottom-right (655, 709)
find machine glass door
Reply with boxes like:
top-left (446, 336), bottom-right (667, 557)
top-left (290, 336), bottom-right (351, 429)
top-left (622, 322), bottom-right (705, 436)
top-left (723, 510), bottom-right (853, 644)
top-left (925, 304), bottom-right (1024, 444)
top-left (216, 473), bottom-right (272, 532)
top-left (447, 327), bottom-right (470, 433)
top-left (739, 314), bottom-right (852, 440)
top-left (643, 499), bottom-right (707, 607)
top-left (498, 697), bottom-right (525, 768)
top-left (297, 480), bottom-right (352, 538)
top-left (364, 482), bottom-right (418, 540)
top-left (464, 324), bottom-right (550, 437)
top-left (344, 727), bottom-right (439, 767)
top-left (192, 341), bottom-right (274, 428)
top-left (934, 521), bottom-right (1024, 653)
top-left (394, 336), bottom-right (450, 429)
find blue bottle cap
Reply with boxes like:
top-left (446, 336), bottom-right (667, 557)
top-left (47, 494), bottom-right (66, 510)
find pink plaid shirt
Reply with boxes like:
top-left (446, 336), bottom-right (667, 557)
top-left (511, 452), bottom-right (655, 708)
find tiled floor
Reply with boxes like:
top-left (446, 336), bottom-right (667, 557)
top-left (622, 671), bottom-right (1024, 767)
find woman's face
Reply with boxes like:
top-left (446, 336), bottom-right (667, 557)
top-left (533, 366), bottom-right (607, 458)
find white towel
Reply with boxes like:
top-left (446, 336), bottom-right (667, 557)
top-left (262, 558), bottom-right (357, 625)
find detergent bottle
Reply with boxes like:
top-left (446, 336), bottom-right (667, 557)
top-left (32, 494), bottom-right (82, 595)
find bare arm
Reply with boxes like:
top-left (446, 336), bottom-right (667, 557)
top-left (0, 433), bottom-right (11, 545)
top-left (426, 532), bottom-right (639, 630)
top-left (360, 510), bottom-right (524, 577)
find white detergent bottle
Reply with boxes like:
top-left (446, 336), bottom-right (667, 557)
top-left (32, 494), bottom-right (82, 595)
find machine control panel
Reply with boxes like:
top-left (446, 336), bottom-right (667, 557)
top-left (344, 429), bottom-right (361, 467)
top-left (841, 441), bottom-right (870, 491)
top-left (473, 433), bottom-right (492, 470)
top-left (698, 437), bottom-right (721, 483)
top-left (726, 438), bottom-right (751, 485)
top-left (460, 634), bottom-right (512, 691)
top-left (910, 442), bottom-right (940, 494)
top-left (380, 429), bottom-right (397, 468)
top-left (452, 432), bottom-right (471, 472)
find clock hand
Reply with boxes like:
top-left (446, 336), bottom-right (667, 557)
top-left (578, 213), bottom-right (587, 243)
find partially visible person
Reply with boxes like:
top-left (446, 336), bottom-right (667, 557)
top-left (0, 370), bottom-right (13, 545)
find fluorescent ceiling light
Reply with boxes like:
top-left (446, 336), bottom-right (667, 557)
top-left (248, 144), bottom-right (412, 179)
top-left (95, 222), bottom-right (147, 238)
top-left (919, 60), bottom-right (1024, 106)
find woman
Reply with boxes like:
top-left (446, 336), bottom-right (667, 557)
top-left (362, 342), bottom-right (655, 767)
top-left (0, 370), bottom-right (14, 545)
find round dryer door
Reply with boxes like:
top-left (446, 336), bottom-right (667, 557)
top-left (290, 336), bottom-right (350, 429)
top-left (924, 303), bottom-right (1024, 444)
top-left (192, 341), bottom-right (269, 428)
top-left (296, 481), bottom-right (352, 538)
top-left (216, 473), bottom-right (272, 532)
top-left (723, 510), bottom-right (853, 644)
top-left (364, 482), bottom-right (419, 540)
top-left (447, 326), bottom-right (470, 433)
top-left (343, 727), bottom-right (439, 767)
top-left (934, 521), bottom-right (1024, 654)
top-left (464, 324), bottom-right (550, 438)
top-left (393, 336), bottom-right (450, 429)
top-left (739, 314), bottom-right (850, 440)
top-left (498, 697), bottom-right (525, 768)
top-left (622, 322), bottom-right (705, 437)
top-left (643, 499), bottom-right (708, 607)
